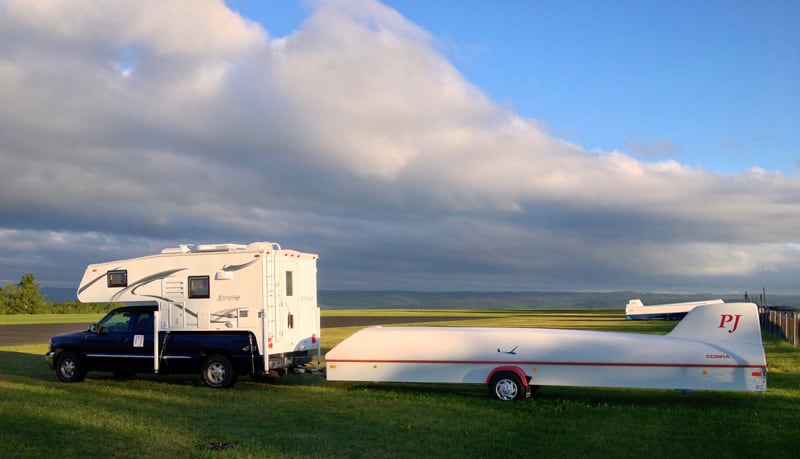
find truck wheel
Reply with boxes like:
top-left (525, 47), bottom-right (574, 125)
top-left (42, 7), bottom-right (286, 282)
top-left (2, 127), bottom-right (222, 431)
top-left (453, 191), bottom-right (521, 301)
top-left (489, 372), bottom-right (523, 401)
top-left (56, 351), bottom-right (85, 383)
top-left (201, 354), bottom-right (235, 388)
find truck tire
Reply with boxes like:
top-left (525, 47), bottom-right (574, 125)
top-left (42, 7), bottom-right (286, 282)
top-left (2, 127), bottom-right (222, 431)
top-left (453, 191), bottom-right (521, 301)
top-left (56, 351), bottom-right (86, 383)
top-left (489, 372), bottom-right (524, 401)
top-left (201, 354), bottom-right (236, 388)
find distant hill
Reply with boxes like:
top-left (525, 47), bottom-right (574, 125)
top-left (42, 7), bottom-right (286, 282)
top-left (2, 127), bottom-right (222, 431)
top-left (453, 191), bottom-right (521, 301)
top-left (40, 287), bottom-right (800, 310)
top-left (318, 290), bottom-right (800, 310)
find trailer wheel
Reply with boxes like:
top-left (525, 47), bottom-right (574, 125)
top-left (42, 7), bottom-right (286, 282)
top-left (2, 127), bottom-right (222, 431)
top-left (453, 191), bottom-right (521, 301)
top-left (56, 351), bottom-right (85, 383)
top-left (201, 354), bottom-right (235, 388)
top-left (489, 372), bottom-right (523, 401)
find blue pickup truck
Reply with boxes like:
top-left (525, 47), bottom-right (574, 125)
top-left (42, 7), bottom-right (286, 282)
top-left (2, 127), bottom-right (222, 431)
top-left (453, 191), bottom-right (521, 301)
top-left (45, 305), bottom-right (270, 388)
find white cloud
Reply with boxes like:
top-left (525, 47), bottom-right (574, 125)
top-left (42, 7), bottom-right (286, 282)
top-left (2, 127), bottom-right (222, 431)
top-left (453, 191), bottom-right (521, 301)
top-left (1, 0), bottom-right (799, 292)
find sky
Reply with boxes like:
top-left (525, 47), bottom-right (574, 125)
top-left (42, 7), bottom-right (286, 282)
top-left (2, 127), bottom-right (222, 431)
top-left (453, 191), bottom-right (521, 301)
top-left (1, 0), bottom-right (799, 295)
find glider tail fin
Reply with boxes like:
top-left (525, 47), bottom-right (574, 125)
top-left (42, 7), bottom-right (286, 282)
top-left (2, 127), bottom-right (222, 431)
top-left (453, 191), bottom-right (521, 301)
top-left (667, 302), bottom-right (763, 344)
top-left (625, 299), bottom-right (643, 315)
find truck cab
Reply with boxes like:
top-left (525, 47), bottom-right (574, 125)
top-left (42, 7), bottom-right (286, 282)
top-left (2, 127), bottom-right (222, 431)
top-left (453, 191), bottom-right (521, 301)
top-left (47, 305), bottom-right (260, 387)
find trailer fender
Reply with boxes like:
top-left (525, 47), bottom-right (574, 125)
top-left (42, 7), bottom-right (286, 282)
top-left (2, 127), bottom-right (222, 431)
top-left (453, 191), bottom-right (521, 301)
top-left (486, 366), bottom-right (530, 386)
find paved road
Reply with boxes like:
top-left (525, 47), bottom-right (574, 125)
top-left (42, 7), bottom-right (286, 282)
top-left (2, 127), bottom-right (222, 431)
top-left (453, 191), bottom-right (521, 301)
top-left (0, 316), bottom-right (468, 346)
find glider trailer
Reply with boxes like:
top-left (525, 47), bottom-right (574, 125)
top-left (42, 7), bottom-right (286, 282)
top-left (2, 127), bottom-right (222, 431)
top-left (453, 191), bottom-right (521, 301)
top-left (326, 302), bottom-right (767, 400)
top-left (46, 242), bottom-right (321, 388)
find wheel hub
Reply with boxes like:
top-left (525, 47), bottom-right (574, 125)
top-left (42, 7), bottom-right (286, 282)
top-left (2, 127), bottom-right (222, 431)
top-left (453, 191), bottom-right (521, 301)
top-left (495, 378), bottom-right (518, 400)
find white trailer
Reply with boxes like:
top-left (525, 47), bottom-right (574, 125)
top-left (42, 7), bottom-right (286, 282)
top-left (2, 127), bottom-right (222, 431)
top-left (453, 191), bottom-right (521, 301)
top-left (625, 298), bottom-right (724, 320)
top-left (326, 302), bottom-right (767, 400)
top-left (75, 242), bottom-right (321, 381)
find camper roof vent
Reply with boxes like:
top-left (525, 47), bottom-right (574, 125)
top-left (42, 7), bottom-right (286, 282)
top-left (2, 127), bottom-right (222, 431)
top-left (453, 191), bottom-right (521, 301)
top-left (196, 243), bottom-right (248, 252)
top-left (247, 242), bottom-right (280, 251)
top-left (161, 244), bottom-right (193, 254)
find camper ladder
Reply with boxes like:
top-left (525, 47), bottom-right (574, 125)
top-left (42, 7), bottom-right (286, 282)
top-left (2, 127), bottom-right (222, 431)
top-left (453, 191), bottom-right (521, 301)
top-left (263, 243), bottom-right (282, 369)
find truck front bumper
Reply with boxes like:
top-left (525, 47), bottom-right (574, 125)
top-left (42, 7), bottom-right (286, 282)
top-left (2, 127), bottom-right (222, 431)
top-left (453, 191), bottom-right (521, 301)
top-left (45, 350), bottom-right (56, 370)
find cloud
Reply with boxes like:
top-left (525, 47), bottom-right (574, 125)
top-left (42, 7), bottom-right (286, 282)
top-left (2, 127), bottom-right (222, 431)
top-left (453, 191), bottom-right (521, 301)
top-left (1, 0), bottom-right (799, 292)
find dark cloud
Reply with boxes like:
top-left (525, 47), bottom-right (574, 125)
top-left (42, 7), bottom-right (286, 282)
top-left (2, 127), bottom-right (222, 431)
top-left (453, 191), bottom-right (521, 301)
top-left (1, 0), bottom-right (799, 294)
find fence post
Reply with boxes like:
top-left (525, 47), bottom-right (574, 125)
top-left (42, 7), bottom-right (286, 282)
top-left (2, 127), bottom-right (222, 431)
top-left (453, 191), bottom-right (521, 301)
top-left (795, 312), bottom-right (799, 347)
top-left (760, 308), bottom-right (800, 348)
top-left (781, 312), bottom-right (787, 340)
top-left (771, 310), bottom-right (777, 335)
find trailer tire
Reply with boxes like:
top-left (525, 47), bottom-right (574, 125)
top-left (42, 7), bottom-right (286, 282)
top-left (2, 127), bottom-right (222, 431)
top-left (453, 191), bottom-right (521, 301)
top-left (489, 372), bottom-right (524, 401)
top-left (201, 354), bottom-right (236, 388)
top-left (56, 351), bottom-right (85, 383)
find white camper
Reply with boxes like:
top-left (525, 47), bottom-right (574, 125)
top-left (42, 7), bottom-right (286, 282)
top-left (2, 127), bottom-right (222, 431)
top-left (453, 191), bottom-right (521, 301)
top-left (625, 298), bottom-right (724, 320)
top-left (326, 302), bottom-right (767, 400)
top-left (75, 242), bottom-right (320, 382)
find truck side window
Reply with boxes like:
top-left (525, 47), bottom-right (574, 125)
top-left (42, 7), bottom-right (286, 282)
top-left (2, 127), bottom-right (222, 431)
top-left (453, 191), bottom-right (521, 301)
top-left (188, 276), bottom-right (210, 299)
top-left (285, 271), bottom-right (293, 297)
top-left (100, 310), bottom-right (135, 333)
top-left (133, 312), bottom-right (153, 333)
top-left (107, 270), bottom-right (127, 288)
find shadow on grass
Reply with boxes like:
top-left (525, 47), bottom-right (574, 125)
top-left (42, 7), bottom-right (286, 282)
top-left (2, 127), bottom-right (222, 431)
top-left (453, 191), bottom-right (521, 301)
top-left (0, 349), bottom-right (53, 381)
top-left (0, 349), bottom-right (329, 389)
top-left (4, 348), bottom-right (795, 407)
top-left (343, 381), bottom-right (487, 401)
top-left (0, 350), bottom-right (211, 388)
top-left (340, 378), bottom-right (791, 410)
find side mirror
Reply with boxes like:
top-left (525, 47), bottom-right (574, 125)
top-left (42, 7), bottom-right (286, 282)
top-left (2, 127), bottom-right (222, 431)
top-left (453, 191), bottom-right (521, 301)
top-left (89, 324), bottom-right (97, 333)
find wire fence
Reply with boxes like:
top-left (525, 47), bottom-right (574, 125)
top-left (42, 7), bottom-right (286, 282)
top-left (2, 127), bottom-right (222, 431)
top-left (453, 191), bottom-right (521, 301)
top-left (759, 307), bottom-right (799, 347)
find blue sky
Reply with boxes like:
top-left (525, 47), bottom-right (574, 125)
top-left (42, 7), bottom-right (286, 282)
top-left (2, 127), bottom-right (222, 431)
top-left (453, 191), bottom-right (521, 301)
top-left (231, 0), bottom-right (800, 174)
top-left (1, 0), bottom-right (799, 295)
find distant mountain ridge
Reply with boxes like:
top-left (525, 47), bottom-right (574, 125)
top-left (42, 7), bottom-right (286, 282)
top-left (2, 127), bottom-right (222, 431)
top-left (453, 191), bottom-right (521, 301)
top-left (317, 290), bottom-right (800, 310)
top-left (41, 287), bottom-right (800, 309)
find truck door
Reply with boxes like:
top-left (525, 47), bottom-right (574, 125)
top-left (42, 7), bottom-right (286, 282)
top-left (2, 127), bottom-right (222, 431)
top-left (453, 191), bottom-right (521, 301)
top-left (82, 308), bottom-right (155, 373)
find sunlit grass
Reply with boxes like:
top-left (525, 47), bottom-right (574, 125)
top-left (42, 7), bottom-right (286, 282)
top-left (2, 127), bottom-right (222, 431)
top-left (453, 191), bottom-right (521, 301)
top-left (2, 309), bottom-right (798, 458)
top-left (0, 313), bottom-right (104, 325)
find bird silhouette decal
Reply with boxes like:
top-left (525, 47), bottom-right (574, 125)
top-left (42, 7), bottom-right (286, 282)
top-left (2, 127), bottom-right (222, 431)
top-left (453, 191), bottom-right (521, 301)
top-left (497, 346), bottom-right (518, 355)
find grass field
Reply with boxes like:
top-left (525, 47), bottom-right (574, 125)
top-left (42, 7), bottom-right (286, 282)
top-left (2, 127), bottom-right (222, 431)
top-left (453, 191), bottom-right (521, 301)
top-left (0, 313), bottom-right (107, 325)
top-left (1, 310), bottom-right (799, 458)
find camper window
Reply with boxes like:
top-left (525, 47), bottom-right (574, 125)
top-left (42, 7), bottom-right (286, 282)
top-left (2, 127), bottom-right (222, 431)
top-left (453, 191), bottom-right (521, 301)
top-left (107, 270), bottom-right (127, 288)
top-left (188, 276), bottom-right (210, 299)
top-left (285, 271), bottom-right (293, 296)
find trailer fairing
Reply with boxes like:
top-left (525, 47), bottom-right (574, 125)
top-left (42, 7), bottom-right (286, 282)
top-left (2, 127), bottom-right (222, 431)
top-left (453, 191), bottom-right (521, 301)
top-left (326, 303), bottom-right (767, 397)
top-left (625, 298), bottom-right (724, 320)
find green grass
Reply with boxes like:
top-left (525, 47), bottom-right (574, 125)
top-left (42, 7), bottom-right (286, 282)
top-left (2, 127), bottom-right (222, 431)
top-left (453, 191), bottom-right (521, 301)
top-left (0, 313), bottom-right (105, 325)
top-left (1, 310), bottom-right (799, 458)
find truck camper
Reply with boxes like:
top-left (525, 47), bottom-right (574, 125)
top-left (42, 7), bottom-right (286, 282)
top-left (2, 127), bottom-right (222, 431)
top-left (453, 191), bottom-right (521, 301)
top-left (46, 242), bottom-right (320, 388)
top-left (326, 302), bottom-right (767, 400)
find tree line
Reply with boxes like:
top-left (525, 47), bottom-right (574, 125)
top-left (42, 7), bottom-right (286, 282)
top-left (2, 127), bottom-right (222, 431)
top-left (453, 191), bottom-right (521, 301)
top-left (1, 273), bottom-right (115, 314)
